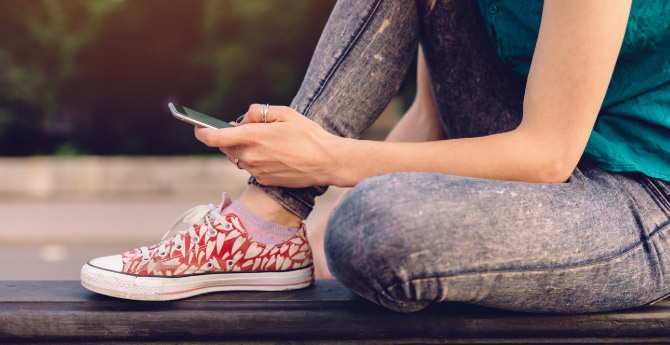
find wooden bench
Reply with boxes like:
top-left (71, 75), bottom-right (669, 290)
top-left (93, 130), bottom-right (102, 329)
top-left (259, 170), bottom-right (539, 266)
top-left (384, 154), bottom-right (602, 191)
top-left (2, 280), bottom-right (670, 344)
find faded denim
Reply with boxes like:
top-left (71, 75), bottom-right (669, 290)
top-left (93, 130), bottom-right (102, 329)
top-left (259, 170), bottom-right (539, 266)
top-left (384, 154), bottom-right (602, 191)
top-left (253, 0), bottom-right (670, 313)
top-left (327, 164), bottom-right (670, 313)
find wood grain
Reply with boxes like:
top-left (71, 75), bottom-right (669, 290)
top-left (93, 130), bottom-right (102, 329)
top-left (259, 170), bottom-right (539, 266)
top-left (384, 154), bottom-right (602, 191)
top-left (2, 280), bottom-right (670, 344)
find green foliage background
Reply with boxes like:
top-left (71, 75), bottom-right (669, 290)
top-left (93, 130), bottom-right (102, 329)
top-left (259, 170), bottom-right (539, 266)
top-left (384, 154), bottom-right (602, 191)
top-left (0, 0), bottom-right (343, 155)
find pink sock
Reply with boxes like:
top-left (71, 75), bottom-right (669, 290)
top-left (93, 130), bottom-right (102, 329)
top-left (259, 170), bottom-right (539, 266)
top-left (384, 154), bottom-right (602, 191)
top-left (221, 200), bottom-right (299, 245)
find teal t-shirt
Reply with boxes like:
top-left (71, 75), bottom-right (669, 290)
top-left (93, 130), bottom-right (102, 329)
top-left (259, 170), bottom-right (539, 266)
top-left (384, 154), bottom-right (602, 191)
top-left (478, 1), bottom-right (670, 181)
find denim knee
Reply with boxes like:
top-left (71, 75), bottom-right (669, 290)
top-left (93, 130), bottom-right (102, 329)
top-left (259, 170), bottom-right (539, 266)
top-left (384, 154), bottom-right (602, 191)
top-left (325, 175), bottom-right (389, 302)
top-left (324, 174), bottom-right (431, 312)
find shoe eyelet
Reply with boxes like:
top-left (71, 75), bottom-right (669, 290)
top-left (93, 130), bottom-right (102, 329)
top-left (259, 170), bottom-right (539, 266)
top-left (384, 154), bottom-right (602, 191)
top-left (206, 262), bottom-right (213, 269)
top-left (223, 222), bottom-right (233, 231)
top-left (207, 229), bottom-right (217, 237)
top-left (141, 256), bottom-right (150, 262)
top-left (175, 244), bottom-right (183, 251)
top-left (158, 251), bottom-right (167, 258)
top-left (226, 260), bottom-right (234, 267)
top-left (191, 235), bottom-right (200, 243)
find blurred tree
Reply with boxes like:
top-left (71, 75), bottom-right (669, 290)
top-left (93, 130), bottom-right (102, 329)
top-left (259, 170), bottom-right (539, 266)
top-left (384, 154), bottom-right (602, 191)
top-left (0, 0), bottom-right (124, 154)
top-left (0, 0), bottom-right (415, 156)
top-left (0, 0), bottom-right (339, 155)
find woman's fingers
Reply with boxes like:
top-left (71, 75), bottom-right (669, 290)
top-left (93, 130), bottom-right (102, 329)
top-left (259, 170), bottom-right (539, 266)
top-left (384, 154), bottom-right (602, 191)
top-left (239, 104), bottom-right (263, 124)
top-left (220, 146), bottom-right (248, 170)
top-left (239, 104), bottom-right (292, 124)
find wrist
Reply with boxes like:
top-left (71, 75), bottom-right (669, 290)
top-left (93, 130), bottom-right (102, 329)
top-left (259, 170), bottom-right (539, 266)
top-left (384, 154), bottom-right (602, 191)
top-left (323, 136), bottom-right (356, 188)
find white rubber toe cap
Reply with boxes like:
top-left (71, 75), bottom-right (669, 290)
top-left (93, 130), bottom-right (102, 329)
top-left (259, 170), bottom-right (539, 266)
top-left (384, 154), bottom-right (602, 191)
top-left (87, 254), bottom-right (123, 272)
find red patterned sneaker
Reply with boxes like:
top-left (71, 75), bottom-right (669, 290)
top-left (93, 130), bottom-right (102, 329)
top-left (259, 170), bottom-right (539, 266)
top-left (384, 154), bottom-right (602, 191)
top-left (81, 194), bottom-right (314, 300)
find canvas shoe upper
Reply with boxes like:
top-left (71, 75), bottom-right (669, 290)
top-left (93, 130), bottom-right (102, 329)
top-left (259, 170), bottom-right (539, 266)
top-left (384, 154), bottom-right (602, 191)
top-left (81, 193), bottom-right (314, 300)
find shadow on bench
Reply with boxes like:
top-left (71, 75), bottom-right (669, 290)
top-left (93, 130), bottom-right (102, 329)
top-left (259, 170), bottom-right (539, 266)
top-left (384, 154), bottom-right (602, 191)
top-left (2, 280), bottom-right (670, 344)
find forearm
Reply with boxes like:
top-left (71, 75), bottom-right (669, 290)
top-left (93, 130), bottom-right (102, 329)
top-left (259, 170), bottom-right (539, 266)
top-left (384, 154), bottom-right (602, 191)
top-left (329, 127), bottom-right (569, 187)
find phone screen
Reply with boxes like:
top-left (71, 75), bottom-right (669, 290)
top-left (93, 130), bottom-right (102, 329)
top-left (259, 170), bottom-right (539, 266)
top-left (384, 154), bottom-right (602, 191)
top-left (169, 102), bottom-right (232, 129)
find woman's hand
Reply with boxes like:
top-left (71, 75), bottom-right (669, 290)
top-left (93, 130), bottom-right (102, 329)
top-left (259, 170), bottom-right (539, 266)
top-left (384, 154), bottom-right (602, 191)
top-left (194, 104), bottom-right (341, 188)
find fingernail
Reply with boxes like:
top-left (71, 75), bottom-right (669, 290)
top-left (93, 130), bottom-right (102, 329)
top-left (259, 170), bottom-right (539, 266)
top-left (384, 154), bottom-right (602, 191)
top-left (236, 115), bottom-right (245, 123)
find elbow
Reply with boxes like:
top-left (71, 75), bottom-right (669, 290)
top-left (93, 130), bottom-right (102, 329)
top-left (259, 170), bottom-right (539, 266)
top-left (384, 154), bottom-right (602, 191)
top-left (518, 137), bottom-right (576, 183)
top-left (511, 126), bottom-right (580, 184)
top-left (531, 158), bottom-right (575, 184)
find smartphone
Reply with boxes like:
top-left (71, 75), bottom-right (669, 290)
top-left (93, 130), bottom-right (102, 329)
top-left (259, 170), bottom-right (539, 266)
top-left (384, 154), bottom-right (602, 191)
top-left (168, 102), bottom-right (233, 129)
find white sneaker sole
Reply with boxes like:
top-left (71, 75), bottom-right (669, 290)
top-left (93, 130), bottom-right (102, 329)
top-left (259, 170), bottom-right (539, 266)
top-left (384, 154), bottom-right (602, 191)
top-left (81, 262), bottom-right (313, 301)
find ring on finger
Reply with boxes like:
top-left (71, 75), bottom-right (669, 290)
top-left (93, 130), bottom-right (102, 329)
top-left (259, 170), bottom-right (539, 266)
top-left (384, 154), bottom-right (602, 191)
top-left (261, 103), bottom-right (269, 123)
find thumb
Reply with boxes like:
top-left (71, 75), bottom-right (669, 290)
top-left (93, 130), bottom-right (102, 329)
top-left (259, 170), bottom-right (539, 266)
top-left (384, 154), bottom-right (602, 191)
top-left (194, 126), bottom-right (253, 148)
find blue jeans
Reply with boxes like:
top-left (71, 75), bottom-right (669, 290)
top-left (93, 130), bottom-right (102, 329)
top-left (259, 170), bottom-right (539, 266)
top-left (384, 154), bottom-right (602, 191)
top-left (259, 0), bottom-right (670, 312)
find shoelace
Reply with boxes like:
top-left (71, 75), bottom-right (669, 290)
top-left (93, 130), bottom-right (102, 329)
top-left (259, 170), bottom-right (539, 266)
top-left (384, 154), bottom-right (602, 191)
top-left (139, 203), bottom-right (232, 261)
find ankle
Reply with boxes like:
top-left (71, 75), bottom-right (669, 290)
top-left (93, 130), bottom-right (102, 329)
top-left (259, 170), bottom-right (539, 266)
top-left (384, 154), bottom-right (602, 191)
top-left (237, 185), bottom-right (303, 228)
top-left (223, 201), bottom-right (299, 244)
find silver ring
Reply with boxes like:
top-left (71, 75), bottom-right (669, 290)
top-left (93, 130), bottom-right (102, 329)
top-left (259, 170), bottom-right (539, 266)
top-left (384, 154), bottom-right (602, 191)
top-left (261, 103), bottom-right (269, 123)
top-left (234, 158), bottom-right (240, 169)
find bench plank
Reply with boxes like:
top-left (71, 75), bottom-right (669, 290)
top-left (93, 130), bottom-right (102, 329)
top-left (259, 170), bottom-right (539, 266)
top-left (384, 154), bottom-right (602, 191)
top-left (2, 280), bottom-right (670, 344)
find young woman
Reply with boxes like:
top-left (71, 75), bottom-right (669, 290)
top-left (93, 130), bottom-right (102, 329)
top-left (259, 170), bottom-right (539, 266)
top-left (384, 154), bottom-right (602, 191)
top-left (82, 0), bottom-right (670, 313)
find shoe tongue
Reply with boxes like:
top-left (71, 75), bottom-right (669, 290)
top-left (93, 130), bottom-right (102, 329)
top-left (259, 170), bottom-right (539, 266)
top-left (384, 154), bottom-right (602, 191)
top-left (219, 192), bottom-right (233, 214)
